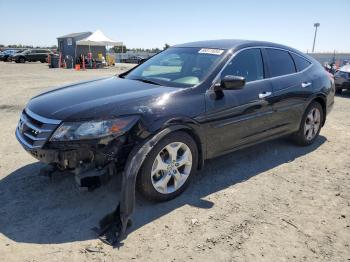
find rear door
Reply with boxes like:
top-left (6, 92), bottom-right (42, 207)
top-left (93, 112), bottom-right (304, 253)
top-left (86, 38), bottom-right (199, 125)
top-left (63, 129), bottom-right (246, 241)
top-left (263, 48), bottom-right (311, 133)
top-left (35, 49), bottom-right (45, 61)
top-left (205, 48), bottom-right (275, 157)
top-left (26, 50), bottom-right (36, 61)
top-left (40, 50), bottom-right (50, 61)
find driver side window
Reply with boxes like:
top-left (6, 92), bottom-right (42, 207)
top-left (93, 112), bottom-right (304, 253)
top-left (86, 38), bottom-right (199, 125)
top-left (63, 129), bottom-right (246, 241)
top-left (142, 54), bottom-right (183, 77)
top-left (222, 48), bottom-right (264, 82)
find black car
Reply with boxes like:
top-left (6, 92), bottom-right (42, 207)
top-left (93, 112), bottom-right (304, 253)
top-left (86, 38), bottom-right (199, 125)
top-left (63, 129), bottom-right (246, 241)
top-left (0, 49), bottom-right (24, 61)
top-left (122, 55), bottom-right (146, 64)
top-left (13, 49), bottom-right (52, 63)
top-left (334, 65), bottom-right (350, 94)
top-left (16, 40), bottom-right (334, 243)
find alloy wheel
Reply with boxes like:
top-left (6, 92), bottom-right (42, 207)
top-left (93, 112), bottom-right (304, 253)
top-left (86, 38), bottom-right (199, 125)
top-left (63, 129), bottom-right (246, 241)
top-left (151, 142), bottom-right (192, 194)
top-left (304, 107), bottom-right (321, 141)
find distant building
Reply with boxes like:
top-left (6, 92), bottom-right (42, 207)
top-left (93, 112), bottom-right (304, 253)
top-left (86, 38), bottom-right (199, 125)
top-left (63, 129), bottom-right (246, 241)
top-left (57, 32), bottom-right (106, 63)
top-left (308, 52), bottom-right (350, 66)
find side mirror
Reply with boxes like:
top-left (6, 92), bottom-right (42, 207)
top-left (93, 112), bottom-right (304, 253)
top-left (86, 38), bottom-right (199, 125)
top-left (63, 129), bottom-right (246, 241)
top-left (139, 58), bottom-right (148, 64)
top-left (220, 75), bottom-right (246, 90)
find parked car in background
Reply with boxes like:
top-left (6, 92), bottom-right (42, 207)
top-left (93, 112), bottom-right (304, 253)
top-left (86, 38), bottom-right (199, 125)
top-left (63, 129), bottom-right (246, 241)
top-left (0, 49), bottom-right (24, 61)
top-left (8, 49), bottom-right (28, 62)
top-left (13, 49), bottom-right (53, 63)
top-left (334, 64), bottom-right (350, 94)
top-left (121, 55), bottom-right (145, 64)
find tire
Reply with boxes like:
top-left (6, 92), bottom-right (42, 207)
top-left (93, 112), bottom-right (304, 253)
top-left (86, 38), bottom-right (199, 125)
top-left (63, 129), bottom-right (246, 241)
top-left (335, 88), bottom-right (342, 95)
top-left (137, 131), bottom-right (198, 202)
top-left (292, 101), bottom-right (323, 146)
top-left (19, 57), bottom-right (25, 63)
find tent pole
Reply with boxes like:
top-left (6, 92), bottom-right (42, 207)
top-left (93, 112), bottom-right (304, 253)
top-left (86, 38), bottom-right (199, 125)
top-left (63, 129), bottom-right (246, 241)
top-left (74, 44), bottom-right (77, 68)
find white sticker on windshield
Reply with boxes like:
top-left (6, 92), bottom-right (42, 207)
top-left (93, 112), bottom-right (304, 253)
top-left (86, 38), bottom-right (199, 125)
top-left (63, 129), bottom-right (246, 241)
top-left (198, 48), bottom-right (224, 55)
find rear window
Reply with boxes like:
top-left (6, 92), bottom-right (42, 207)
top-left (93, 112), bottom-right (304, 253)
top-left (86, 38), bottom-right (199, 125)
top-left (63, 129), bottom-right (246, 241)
top-left (291, 53), bottom-right (311, 71)
top-left (221, 48), bottom-right (264, 82)
top-left (266, 49), bottom-right (296, 77)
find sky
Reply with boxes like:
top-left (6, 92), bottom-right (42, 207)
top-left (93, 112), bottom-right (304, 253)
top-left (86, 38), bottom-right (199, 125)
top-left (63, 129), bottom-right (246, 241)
top-left (0, 0), bottom-right (349, 52)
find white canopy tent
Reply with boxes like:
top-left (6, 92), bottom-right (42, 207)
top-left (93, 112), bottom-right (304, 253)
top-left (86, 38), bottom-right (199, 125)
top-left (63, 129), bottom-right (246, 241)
top-left (76, 29), bottom-right (123, 46)
top-left (74, 30), bottom-right (123, 66)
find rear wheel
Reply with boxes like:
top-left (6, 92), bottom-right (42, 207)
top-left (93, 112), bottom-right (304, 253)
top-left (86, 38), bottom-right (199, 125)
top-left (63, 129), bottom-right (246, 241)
top-left (292, 101), bottom-right (323, 146)
top-left (137, 131), bottom-right (198, 202)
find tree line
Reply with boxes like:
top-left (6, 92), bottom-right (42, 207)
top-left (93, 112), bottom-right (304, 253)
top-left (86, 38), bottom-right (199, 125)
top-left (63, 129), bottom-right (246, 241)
top-left (1, 43), bottom-right (171, 52)
top-left (112, 43), bottom-right (170, 53)
top-left (0, 44), bottom-right (57, 49)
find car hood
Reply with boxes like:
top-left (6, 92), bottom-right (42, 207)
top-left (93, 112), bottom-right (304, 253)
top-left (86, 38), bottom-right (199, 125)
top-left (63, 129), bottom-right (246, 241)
top-left (27, 76), bottom-right (179, 121)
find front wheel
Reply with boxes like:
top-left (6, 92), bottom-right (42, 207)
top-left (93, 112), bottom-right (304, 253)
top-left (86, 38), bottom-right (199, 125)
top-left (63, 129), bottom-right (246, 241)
top-left (137, 131), bottom-right (198, 202)
top-left (292, 101), bottom-right (323, 146)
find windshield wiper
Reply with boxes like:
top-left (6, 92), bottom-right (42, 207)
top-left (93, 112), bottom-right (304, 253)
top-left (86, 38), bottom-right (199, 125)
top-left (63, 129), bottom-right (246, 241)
top-left (132, 78), bottom-right (161, 86)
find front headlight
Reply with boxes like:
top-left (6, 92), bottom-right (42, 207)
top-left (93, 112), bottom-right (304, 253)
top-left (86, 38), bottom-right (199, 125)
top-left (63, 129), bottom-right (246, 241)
top-left (50, 116), bottom-right (139, 141)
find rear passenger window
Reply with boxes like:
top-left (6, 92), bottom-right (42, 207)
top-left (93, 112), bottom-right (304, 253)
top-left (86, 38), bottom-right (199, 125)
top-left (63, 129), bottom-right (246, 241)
top-left (266, 49), bottom-right (296, 77)
top-left (221, 48), bottom-right (264, 82)
top-left (291, 53), bottom-right (311, 71)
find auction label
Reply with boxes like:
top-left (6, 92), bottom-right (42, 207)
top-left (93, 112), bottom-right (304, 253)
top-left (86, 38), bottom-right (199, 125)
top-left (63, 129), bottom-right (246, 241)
top-left (198, 48), bottom-right (224, 55)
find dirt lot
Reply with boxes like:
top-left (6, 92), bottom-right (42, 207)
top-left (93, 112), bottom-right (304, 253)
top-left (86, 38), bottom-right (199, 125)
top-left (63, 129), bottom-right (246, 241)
top-left (0, 62), bottom-right (349, 262)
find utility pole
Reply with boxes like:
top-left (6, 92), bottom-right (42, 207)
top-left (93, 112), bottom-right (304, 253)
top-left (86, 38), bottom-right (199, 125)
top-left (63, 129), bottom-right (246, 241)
top-left (312, 23), bottom-right (320, 53)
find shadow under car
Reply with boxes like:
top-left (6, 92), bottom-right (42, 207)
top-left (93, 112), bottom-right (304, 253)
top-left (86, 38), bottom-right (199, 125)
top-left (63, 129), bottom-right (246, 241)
top-left (0, 136), bottom-right (326, 244)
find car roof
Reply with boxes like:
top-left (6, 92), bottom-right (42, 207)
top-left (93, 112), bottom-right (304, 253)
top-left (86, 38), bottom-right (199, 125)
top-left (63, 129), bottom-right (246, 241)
top-left (173, 39), bottom-right (300, 53)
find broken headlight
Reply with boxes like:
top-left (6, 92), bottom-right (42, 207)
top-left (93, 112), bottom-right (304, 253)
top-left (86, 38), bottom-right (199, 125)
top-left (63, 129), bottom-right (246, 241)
top-left (50, 116), bottom-right (139, 141)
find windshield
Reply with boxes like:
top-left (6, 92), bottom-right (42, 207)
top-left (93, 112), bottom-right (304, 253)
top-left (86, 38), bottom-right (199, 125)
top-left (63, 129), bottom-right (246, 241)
top-left (124, 47), bottom-right (226, 87)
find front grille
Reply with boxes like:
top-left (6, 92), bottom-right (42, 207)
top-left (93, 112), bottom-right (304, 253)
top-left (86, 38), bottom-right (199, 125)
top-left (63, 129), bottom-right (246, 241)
top-left (16, 109), bottom-right (61, 149)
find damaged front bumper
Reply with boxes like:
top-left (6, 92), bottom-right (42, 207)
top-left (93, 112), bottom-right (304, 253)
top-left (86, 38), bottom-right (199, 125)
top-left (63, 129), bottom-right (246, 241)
top-left (15, 108), bottom-right (130, 189)
top-left (16, 108), bottom-right (178, 246)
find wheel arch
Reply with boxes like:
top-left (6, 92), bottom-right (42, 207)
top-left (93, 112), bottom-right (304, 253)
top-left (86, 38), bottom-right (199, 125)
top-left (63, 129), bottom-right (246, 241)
top-left (172, 126), bottom-right (204, 170)
top-left (18, 56), bottom-right (26, 62)
top-left (312, 95), bottom-right (327, 126)
top-left (135, 119), bottom-right (205, 171)
top-left (152, 124), bottom-right (204, 170)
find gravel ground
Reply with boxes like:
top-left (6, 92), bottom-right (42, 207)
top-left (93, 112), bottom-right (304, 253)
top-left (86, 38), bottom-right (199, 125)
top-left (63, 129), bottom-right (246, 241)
top-left (0, 62), bottom-right (349, 262)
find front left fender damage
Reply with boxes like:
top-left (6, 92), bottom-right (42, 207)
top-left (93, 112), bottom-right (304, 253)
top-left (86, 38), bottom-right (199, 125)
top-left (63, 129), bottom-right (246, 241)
top-left (96, 127), bottom-right (178, 245)
top-left (37, 124), bottom-right (189, 245)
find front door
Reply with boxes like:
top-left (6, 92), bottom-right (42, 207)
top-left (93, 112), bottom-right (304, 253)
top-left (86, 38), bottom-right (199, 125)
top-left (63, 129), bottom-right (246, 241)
top-left (205, 48), bottom-right (275, 158)
top-left (27, 50), bottom-right (36, 61)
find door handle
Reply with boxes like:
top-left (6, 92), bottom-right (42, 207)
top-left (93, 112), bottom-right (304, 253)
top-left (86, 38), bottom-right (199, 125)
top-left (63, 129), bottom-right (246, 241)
top-left (301, 82), bottom-right (311, 88)
top-left (259, 91), bottom-right (272, 99)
